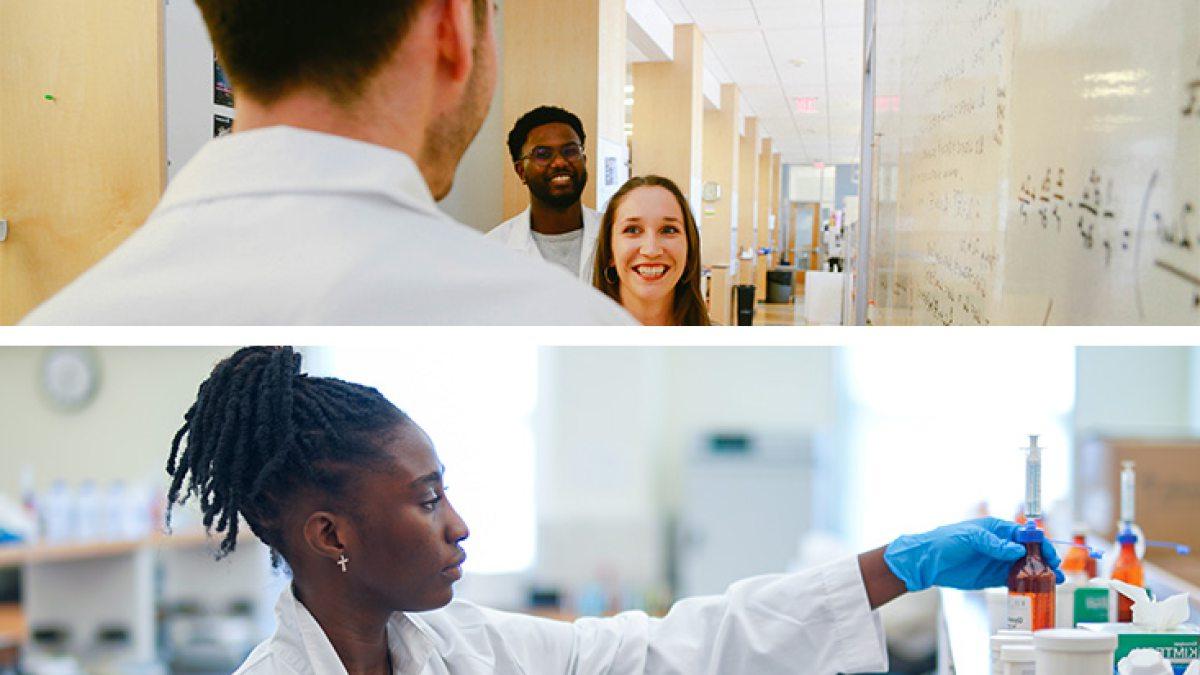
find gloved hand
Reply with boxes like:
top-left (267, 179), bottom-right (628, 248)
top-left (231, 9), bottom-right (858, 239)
top-left (883, 517), bottom-right (1064, 592)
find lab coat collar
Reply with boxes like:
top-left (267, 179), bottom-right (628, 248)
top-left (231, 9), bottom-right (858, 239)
top-left (501, 208), bottom-right (537, 253)
top-left (273, 584), bottom-right (435, 675)
top-left (504, 205), bottom-right (601, 253)
top-left (502, 205), bottom-right (602, 283)
top-left (157, 125), bottom-right (442, 221)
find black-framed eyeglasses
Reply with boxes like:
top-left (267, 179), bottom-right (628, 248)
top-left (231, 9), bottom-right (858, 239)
top-left (520, 143), bottom-right (585, 165)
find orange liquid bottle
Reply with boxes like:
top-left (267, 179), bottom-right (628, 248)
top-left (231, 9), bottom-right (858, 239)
top-left (1111, 530), bottom-right (1144, 622)
top-left (1007, 525), bottom-right (1056, 630)
top-left (1061, 532), bottom-right (1097, 580)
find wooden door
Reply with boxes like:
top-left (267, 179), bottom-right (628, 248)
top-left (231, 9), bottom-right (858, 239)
top-left (0, 0), bottom-right (164, 324)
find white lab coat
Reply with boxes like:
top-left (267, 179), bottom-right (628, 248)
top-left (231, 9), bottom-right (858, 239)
top-left (486, 206), bottom-right (602, 284)
top-left (823, 227), bottom-right (844, 258)
top-left (234, 557), bottom-right (888, 674)
top-left (21, 127), bottom-right (633, 326)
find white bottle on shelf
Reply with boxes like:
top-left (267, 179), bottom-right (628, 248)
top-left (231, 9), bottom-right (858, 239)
top-left (41, 480), bottom-right (71, 543)
top-left (75, 480), bottom-right (101, 541)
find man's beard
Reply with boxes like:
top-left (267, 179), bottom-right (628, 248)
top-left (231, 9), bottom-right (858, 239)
top-left (423, 39), bottom-right (494, 201)
top-left (529, 169), bottom-right (589, 210)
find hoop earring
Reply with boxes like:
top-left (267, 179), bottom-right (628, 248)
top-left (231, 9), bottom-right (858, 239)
top-left (604, 266), bottom-right (618, 284)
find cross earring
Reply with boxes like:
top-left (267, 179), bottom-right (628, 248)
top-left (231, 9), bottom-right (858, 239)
top-left (336, 554), bottom-right (349, 573)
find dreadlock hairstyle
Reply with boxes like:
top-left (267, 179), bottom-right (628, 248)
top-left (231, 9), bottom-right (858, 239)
top-left (166, 347), bottom-right (409, 563)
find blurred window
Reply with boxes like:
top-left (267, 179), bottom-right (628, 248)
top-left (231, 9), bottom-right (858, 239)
top-left (320, 347), bottom-right (537, 575)
top-left (841, 346), bottom-right (1075, 548)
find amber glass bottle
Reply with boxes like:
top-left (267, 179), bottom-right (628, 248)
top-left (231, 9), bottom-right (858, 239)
top-left (1061, 533), bottom-right (1097, 580)
top-left (1007, 526), bottom-right (1056, 630)
top-left (1111, 531), bottom-right (1144, 622)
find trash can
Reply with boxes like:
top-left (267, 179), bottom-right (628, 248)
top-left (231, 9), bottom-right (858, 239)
top-left (766, 267), bottom-right (794, 304)
top-left (734, 284), bottom-right (755, 326)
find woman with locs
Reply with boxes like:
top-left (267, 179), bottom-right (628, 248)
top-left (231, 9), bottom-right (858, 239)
top-left (166, 346), bottom-right (1063, 675)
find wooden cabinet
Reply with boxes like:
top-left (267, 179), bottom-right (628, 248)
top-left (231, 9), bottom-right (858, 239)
top-left (0, 0), bottom-right (166, 324)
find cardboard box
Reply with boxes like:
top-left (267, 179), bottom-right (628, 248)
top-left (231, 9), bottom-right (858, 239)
top-left (1075, 438), bottom-right (1200, 587)
top-left (1078, 622), bottom-right (1200, 674)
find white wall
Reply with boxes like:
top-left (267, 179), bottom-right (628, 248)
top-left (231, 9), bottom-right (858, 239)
top-left (1075, 347), bottom-right (1193, 437)
top-left (1190, 347), bottom-right (1200, 433)
top-left (0, 347), bottom-right (233, 497)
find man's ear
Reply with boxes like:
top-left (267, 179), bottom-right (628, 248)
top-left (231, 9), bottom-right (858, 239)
top-left (432, 0), bottom-right (475, 84)
top-left (514, 160), bottom-right (526, 183)
top-left (302, 511), bottom-right (349, 563)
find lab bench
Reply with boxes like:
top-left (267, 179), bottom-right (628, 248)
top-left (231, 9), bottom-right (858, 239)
top-left (936, 560), bottom-right (1200, 674)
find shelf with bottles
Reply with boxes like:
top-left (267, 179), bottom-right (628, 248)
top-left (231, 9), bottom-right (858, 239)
top-left (0, 529), bottom-right (210, 568)
top-left (10, 531), bottom-right (276, 673)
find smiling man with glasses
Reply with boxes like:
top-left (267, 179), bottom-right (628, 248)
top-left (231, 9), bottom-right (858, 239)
top-left (488, 106), bottom-right (599, 282)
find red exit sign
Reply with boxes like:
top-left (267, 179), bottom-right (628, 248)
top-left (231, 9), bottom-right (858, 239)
top-left (795, 97), bottom-right (820, 113)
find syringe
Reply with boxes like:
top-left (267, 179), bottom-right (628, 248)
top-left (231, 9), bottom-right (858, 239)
top-left (1119, 460), bottom-right (1136, 531)
top-left (1113, 461), bottom-right (1191, 560)
top-left (1022, 435), bottom-right (1043, 522)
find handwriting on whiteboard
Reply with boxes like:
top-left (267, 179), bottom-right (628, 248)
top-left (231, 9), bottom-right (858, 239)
top-left (1016, 167), bottom-right (1126, 265)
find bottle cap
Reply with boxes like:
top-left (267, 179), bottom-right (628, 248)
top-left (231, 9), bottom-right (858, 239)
top-left (1033, 628), bottom-right (1118, 653)
top-left (1015, 524), bottom-right (1045, 543)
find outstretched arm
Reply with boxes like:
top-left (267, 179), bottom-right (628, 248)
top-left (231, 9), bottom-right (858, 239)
top-left (864, 517), bottom-right (1070, 610)
top-left (880, 517), bottom-right (1064, 595)
top-left (859, 545), bottom-right (908, 609)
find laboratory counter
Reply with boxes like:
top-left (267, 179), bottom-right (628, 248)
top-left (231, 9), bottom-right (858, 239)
top-left (936, 560), bottom-right (1200, 675)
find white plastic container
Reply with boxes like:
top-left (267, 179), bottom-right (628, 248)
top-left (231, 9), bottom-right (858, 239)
top-left (990, 630), bottom-right (1033, 675)
top-left (1034, 628), bottom-right (1118, 675)
top-left (1001, 644), bottom-right (1036, 675)
top-left (986, 587), bottom-right (1010, 633)
top-left (1055, 577), bottom-right (1079, 627)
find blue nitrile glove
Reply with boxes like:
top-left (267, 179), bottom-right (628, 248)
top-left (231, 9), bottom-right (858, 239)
top-left (883, 517), bottom-right (1065, 592)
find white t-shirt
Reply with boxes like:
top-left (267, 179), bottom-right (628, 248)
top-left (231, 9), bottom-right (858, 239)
top-left (531, 228), bottom-right (585, 276)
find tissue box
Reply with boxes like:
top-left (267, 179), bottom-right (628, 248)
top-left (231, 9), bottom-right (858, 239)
top-left (1078, 622), bottom-right (1200, 674)
top-left (1073, 587), bottom-right (1113, 624)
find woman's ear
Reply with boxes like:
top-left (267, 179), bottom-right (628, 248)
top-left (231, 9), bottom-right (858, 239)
top-left (302, 511), bottom-right (348, 563)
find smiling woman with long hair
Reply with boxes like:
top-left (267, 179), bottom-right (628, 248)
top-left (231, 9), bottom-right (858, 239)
top-left (592, 176), bottom-right (711, 326)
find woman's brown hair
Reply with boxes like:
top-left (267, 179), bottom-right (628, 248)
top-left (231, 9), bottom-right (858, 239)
top-left (592, 175), bottom-right (711, 326)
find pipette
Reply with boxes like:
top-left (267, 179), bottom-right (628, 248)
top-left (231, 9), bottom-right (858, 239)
top-left (1048, 539), bottom-right (1104, 559)
top-left (1145, 541), bottom-right (1192, 556)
